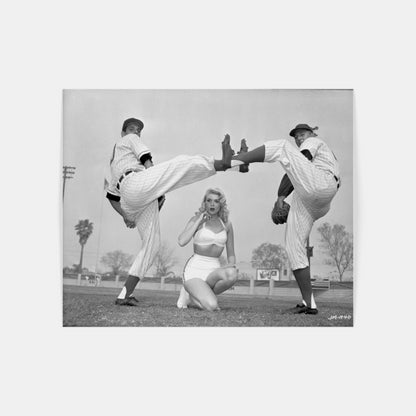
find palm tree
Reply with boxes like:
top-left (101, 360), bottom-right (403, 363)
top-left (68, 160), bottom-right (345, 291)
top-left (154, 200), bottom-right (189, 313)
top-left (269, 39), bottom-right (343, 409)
top-left (74, 219), bottom-right (94, 273)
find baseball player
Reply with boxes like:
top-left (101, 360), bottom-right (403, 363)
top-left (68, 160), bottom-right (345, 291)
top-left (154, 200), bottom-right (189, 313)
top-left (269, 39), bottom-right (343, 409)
top-left (225, 124), bottom-right (340, 314)
top-left (106, 118), bottom-right (245, 306)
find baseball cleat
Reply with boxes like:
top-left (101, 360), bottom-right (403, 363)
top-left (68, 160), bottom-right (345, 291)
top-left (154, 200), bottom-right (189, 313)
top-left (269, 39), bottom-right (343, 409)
top-left (284, 303), bottom-right (305, 314)
top-left (115, 296), bottom-right (140, 307)
top-left (304, 307), bottom-right (319, 315)
top-left (238, 139), bottom-right (249, 173)
top-left (221, 134), bottom-right (234, 170)
top-left (292, 305), bottom-right (319, 315)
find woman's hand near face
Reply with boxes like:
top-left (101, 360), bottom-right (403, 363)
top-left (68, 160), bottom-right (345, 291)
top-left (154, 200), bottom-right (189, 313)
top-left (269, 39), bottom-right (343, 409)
top-left (196, 210), bottom-right (210, 225)
top-left (179, 211), bottom-right (208, 247)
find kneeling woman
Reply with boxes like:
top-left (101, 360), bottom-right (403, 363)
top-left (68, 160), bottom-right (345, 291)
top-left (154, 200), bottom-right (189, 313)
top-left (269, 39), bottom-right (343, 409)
top-left (176, 188), bottom-right (238, 311)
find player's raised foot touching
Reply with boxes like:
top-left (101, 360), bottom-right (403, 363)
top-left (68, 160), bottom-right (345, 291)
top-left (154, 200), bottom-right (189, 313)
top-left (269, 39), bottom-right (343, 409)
top-left (220, 134), bottom-right (234, 170)
top-left (115, 296), bottom-right (140, 307)
top-left (238, 139), bottom-right (249, 173)
top-left (176, 286), bottom-right (190, 309)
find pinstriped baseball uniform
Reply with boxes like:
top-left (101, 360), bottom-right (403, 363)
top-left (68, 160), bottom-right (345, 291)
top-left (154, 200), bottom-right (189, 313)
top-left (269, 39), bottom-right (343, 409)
top-left (107, 134), bottom-right (217, 277)
top-left (120, 154), bottom-right (217, 215)
top-left (264, 137), bottom-right (339, 269)
top-left (107, 133), bottom-right (150, 196)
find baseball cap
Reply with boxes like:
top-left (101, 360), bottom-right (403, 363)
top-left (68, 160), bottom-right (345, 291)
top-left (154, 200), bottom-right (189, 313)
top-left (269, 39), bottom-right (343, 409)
top-left (122, 118), bottom-right (144, 132)
top-left (289, 124), bottom-right (318, 137)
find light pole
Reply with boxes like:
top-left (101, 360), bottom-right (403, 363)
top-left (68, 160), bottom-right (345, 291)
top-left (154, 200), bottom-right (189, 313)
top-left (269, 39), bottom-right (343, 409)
top-left (63, 166), bottom-right (76, 200)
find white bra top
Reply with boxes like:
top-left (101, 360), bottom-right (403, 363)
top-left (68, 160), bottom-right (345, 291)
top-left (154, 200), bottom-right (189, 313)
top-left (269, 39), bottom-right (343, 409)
top-left (193, 219), bottom-right (227, 247)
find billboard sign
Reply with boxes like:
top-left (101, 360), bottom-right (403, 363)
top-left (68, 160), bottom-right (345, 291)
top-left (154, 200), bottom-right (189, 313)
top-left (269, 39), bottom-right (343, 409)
top-left (256, 269), bottom-right (279, 281)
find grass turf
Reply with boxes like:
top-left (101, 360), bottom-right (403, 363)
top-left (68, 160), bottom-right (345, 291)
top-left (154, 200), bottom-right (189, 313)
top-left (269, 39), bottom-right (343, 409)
top-left (63, 286), bottom-right (353, 327)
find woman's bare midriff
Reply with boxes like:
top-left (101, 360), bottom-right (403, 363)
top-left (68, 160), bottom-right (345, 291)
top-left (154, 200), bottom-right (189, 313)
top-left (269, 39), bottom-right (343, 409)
top-left (193, 243), bottom-right (224, 258)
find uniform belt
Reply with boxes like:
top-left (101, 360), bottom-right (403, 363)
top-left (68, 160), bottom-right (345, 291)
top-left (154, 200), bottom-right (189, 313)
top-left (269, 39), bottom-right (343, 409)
top-left (116, 170), bottom-right (134, 190)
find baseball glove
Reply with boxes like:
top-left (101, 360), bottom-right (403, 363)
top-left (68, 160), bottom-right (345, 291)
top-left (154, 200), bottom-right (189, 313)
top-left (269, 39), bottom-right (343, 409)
top-left (271, 200), bottom-right (290, 225)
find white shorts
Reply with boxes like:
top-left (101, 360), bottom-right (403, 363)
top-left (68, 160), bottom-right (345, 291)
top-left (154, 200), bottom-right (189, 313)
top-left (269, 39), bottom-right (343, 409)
top-left (183, 254), bottom-right (220, 282)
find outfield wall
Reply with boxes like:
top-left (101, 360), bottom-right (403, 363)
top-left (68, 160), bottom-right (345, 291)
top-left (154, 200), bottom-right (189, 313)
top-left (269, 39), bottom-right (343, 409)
top-left (63, 278), bottom-right (353, 302)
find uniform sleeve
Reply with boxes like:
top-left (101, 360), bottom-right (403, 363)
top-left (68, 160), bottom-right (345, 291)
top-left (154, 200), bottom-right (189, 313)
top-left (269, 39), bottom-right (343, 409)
top-left (127, 135), bottom-right (152, 160)
top-left (300, 137), bottom-right (322, 159)
top-left (300, 149), bottom-right (313, 161)
top-left (106, 180), bottom-right (121, 201)
top-left (105, 162), bottom-right (121, 201)
top-left (106, 191), bottom-right (120, 202)
top-left (140, 152), bottom-right (153, 165)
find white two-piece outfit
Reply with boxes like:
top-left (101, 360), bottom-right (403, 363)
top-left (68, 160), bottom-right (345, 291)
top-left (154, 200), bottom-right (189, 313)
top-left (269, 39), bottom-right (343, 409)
top-left (264, 136), bottom-right (340, 270)
top-left (182, 220), bottom-right (227, 282)
top-left (106, 133), bottom-right (217, 278)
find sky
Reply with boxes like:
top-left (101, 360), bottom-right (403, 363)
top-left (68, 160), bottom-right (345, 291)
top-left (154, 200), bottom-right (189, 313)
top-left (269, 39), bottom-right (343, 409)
top-left (63, 89), bottom-right (352, 277)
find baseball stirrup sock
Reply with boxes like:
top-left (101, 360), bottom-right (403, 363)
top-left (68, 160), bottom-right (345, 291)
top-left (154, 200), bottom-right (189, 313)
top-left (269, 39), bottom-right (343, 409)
top-left (117, 287), bottom-right (127, 299)
top-left (124, 275), bottom-right (140, 298)
top-left (310, 293), bottom-right (317, 309)
top-left (230, 160), bottom-right (244, 167)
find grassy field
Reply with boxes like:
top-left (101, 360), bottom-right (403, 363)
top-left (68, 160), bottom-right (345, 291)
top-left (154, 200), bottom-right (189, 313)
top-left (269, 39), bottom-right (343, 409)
top-left (63, 285), bottom-right (353, 327)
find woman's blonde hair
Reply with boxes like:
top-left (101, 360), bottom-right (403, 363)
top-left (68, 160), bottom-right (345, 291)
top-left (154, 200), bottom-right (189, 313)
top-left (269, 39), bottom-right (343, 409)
top-left (199, 188), bottom-right (229, 223)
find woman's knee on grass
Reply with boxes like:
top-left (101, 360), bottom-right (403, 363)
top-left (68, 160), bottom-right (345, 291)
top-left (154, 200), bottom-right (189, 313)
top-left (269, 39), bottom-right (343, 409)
top-left (200, 296), bottom-right (219, 312)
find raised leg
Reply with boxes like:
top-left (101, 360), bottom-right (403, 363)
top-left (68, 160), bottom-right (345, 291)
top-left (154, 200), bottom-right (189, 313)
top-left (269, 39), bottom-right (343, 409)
top-left (263, 140), bottom-right (327, 197)
top-left (232, 144), bottom-right (266, 164)
top-left (122, 154), bottom-right (217, 210)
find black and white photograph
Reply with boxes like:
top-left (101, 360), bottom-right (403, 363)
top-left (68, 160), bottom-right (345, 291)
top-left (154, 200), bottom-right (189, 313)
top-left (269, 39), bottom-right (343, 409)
top-left (4, 1), bottom-right (415, 415)
top-left (62, 89), bottom-right (353, 327)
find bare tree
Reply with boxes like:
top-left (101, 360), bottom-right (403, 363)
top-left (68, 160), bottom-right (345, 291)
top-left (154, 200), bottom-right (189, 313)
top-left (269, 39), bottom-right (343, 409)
top-left (251, 243), bottom-right (288, 270)
top-left (153, 242), bottom-right (178, 277)
top-left (74, 219), bottom-right (93, 273)
top-left (101, 250), bottom-right (133, 276)
top-left (317, 222), bottom-right (353, 281)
